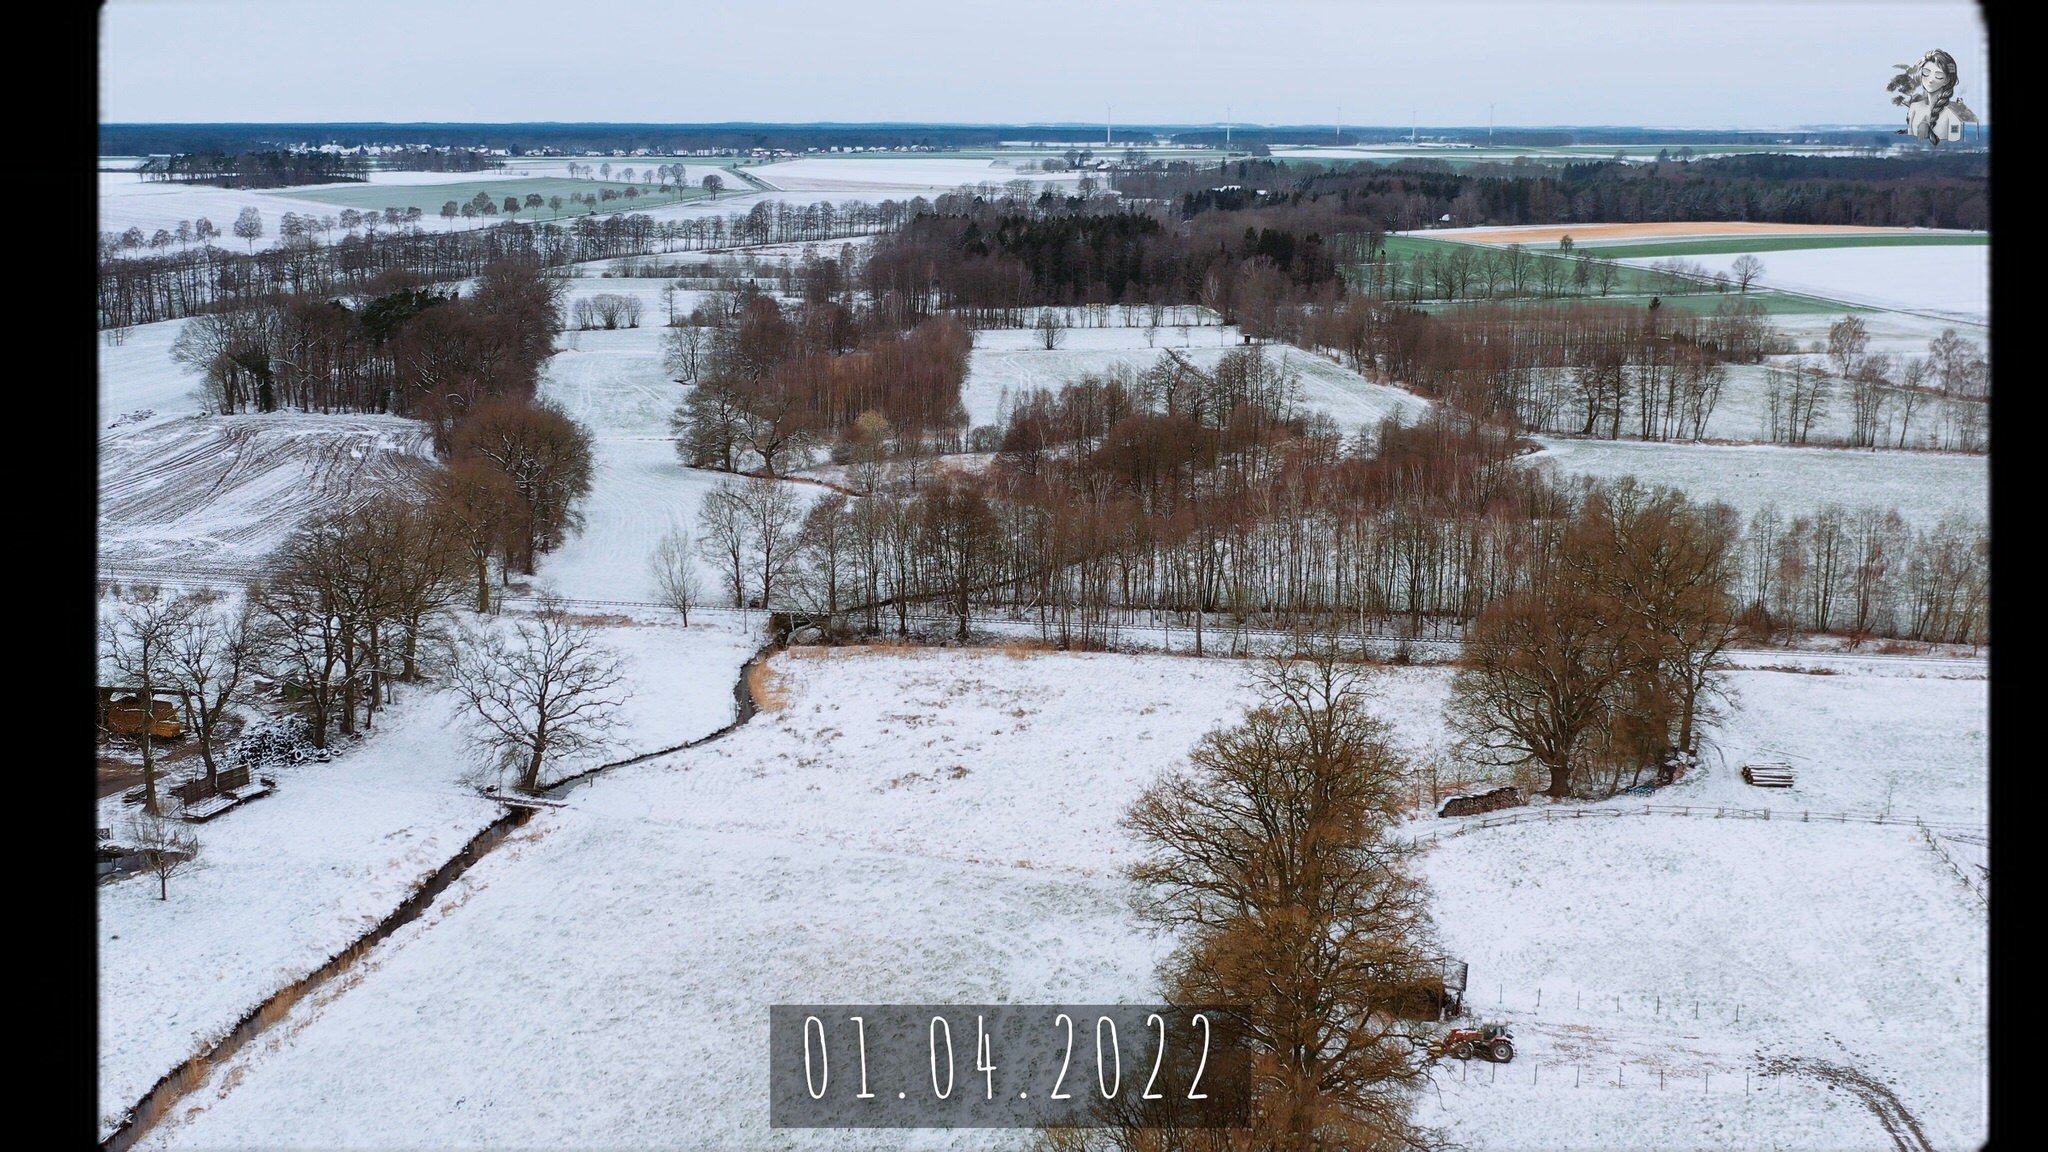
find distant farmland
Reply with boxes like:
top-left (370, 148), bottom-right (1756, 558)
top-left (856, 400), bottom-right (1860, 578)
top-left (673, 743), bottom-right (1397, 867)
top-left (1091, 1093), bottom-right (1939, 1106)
top-left (1566, 232), bottom-right (1988, 260)
top-left (277, 176), bottom-right (711, 218)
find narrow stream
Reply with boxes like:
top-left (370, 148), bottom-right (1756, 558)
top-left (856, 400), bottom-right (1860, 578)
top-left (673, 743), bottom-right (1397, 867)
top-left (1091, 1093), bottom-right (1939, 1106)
top-left (101, 640), bottom-right (780, 1152)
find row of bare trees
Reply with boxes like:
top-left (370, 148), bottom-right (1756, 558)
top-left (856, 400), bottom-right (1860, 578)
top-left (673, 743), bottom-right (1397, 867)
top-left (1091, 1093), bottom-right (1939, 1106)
top-left (665, 347), bottom-right (1984, 652)
top-left (570, 292), bottom-right (645, 330)
top-left (99, 197), bottom-right (899, 329)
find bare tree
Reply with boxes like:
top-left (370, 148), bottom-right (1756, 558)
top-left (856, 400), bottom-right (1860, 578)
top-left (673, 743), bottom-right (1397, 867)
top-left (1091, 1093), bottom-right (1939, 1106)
top-left (1034, 307), bottom-right (1068, 350)
top-left (918, 471), bottom-right (1001, 639)
top-left (737, 475), bottom-right (803, 609)
top-left (1729, 254), bottom-right (1764, 293)
top-left (127, 812), bottom-right (201, 901)
top-left (232, 206), bottom-right (264, 252)
top-left (1826, 314), bottom-right (1869, 381)
top-left (1123, 650), bottom-right (1436, 1151)
top-left (427, 460), bottom-right (520, 614)
top-left (1450, 578), bottom-right (1633, 799)
top-left (452, 598), bottom-right (631, 793)
top-left (701, 173), bottom-right (725, 199)
top-left (100, 585), bottom-right (196, 815)
top-left (163, 593), bottom-right (257, 791)
top-left (649, 525), bottom-right (703, 625)
top-left (697, 480), bottom-right (752, 607)
top-left (661, 323), bottom-right (708, 382)
top-left (453, 399), bottom-right (596, 575)
top-left (673, 382), bottom-right (749, 471)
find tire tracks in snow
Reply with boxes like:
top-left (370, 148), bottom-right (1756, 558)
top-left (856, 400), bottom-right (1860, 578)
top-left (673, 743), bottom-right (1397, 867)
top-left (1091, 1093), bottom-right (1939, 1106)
top-left (1761, 1055), bottom-right (1937, 1152)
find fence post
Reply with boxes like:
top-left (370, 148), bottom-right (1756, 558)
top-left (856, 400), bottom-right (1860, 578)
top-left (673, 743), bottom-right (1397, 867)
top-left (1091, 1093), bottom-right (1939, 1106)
top-left (1659, 1069), bottom-right (1664, 1090)
top-left (1705, 1072), bottom-right (1710, 1093)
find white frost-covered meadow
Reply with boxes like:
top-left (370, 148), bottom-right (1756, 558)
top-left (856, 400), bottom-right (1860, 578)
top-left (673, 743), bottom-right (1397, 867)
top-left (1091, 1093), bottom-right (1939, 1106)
top-left (962, 321), bottom-right (1433, 432)
top-left (1529, 437), bottom-right (1988, 527)
top-left (1618, 245), bottom-right (1989, 324)
top-left (128, 647), bottom-right (1983, 1150)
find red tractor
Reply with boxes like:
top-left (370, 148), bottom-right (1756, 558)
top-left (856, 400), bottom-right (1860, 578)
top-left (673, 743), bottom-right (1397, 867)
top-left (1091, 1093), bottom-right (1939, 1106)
top-left (1426, 1022), bottom-right (1515, 1063)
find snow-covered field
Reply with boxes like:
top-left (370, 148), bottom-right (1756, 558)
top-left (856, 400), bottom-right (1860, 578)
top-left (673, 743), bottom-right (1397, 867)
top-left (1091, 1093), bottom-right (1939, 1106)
top-left (1619, 245), bottom-right (1990, 324)
top-left (97, 612), bottom-right (760, 1142)
top-left (1530, 437), bottom-right (1988, 527)
top-left (98, 318), bottom-right (437, 578)
top-left (1770, 307), bottom-right (1985, 360)
top-left (131, 650), bottom-right (1435, 1150)
top-left (97, 691), bottom-right (504, 1141)
top-left (535, 309), bottom-right (824, 605)
top-left (98, 152), bottom-right (1077, 252)
top-left (100, 413), bottom-right (435, 576)
top-left (962, 322), bottom-right (1434, 432)
top-left (1418, 816), bottom-right (1986, 1150)
top-left (131, 645), bottom-right (1982, 1150)
top-left (746, 156), bottom-right (1083, 196)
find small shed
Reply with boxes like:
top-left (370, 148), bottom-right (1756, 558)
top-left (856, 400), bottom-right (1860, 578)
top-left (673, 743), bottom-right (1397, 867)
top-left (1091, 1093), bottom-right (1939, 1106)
top-left (104, 696), bottom-right (185, 740)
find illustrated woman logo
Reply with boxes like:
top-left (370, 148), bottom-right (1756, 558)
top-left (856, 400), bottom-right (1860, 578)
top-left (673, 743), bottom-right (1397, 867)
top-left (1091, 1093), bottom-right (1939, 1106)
top-left (1889, 49), bottom-right (1978, 146)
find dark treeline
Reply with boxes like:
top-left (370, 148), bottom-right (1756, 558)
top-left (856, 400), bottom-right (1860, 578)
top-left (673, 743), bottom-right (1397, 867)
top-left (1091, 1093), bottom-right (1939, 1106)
top-left (137, 151), bottom-right (370, 188)
top-left (865, 203), bottom-right (1342, 324)
top-left (381, 148), bottom-right (504, 172)
top-left (98, 199), bottom-right (891, 329)
top-left (1110, 153), bottom-right (1989, 231)
top-left (168, 261), bottom-right (563, 450)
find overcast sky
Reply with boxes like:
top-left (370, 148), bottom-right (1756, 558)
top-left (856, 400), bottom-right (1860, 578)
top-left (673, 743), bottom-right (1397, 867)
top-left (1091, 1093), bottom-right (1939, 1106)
top-left (100, 0), bottom-right (1990, 128)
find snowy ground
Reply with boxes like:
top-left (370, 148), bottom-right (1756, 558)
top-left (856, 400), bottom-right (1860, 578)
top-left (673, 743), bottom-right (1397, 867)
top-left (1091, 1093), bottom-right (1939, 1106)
top-left (130, 643), bottom-right (1982, 1150)
top-left (1529, 437), bottom-right (1987, 527)
top-left (1620, 245), bottom-right (1989, 325)
top-left (97, 612), bottom-right (760, 1142)
top-left (97, 690), bottom-right (504, 1141)
top-left (962, 322), bottom-right (1433, 432)
top-left (100, 412), bottom-right (435, 577)
top-left (1417, 815), bottom-right (1986, 1150)
top-left (132, 651), bottom-right (1425, 1150)
top-left (97, 152), bottom-right (1080, 253)
top-left (97, 317), bottom-right (437, 578)
top-left (745, 156), bottom-right (1084, 196)
top-left (535, 312), bottom-right (823, 605)
top-left (1769, 307), bottom-right (1985, 360)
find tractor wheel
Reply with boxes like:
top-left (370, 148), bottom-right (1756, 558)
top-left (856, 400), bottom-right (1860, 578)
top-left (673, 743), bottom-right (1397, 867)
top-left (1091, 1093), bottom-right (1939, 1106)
top-left (1489, 1039), bottom-right (1515, 1063)
top-left (1452, 1040), bottom-right (1475, 1061)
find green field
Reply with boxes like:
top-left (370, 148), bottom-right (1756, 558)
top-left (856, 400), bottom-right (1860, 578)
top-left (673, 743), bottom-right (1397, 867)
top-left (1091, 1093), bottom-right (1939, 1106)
top-left (272, 176), bottom-right (712, 218)
top-left (1561, 232), bottom-right (1988, 259)
top-left (1404, 291), bottom-right (1864, 317)
top-left (1350, 234), bottom-right (1865, 315)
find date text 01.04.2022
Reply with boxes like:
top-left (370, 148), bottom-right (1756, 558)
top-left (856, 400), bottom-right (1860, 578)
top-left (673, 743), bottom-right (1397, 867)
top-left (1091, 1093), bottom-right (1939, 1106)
top-left (768, 1003), bottom-right (1251, 1129)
